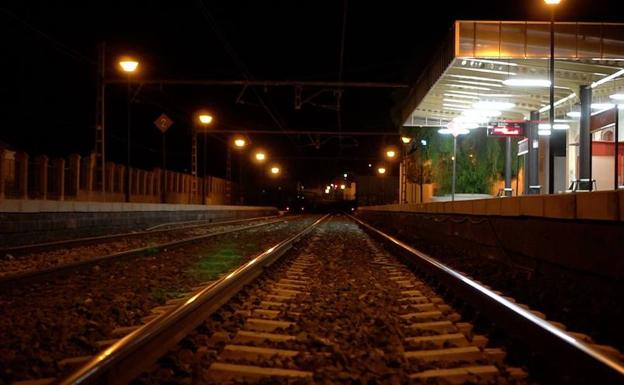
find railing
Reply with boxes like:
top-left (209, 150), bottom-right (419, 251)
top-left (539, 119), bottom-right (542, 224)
top-left (0, 148), bottom-right (238, 205)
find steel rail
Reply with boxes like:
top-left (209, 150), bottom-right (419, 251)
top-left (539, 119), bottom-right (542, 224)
top-left (59, 214), bottom-right (330, 385)
top-left (0, 215), bottom-right (280, 256)
top-left (349, 214), bottom-right (624, 384)
top-left (0, 216), bottom-right (294, 286)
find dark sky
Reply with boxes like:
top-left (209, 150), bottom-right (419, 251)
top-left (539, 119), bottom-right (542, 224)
top-left (1, 0), bottom-right (622, 187)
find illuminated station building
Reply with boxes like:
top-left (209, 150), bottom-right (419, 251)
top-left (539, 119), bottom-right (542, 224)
top-left (400, 21), bottom-right (624, 198)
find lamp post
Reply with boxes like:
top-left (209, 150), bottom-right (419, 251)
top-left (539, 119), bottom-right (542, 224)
top-left (545, 0), bottom-right (561, 193)
top-left (118, 58), bottom-right (139, 202)
top-left (438, 123), bottom-right (469, 202)
top-left (197, 113), bottom-right (213, 204)
top-left (232, 136), bottom-right (247, 204)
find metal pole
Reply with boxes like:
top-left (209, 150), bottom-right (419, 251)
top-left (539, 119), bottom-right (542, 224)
top-left (420, 146), bottom-right (424, 203)
top-left (161, 132), bottom-right (166, 203)
top-left (203, 133), bottom-right (207, 205)
top-left (505, 137), bottom-right (512, 195)
top-left (579, 85), bottom-right (592, 185)
top-left (125, 74), bottom-right (131, 203)
top-left (452, 135), bottom-right (457, 202)
top-left (615, 106), bottom-right (619, 190)
top-left (529, 111), bottom-right (540, 194)
top-left (239, 152), bottom-right (243, 204)
top-left (548, 7), bottom-right (556, 194)
top-left (95, 42), bottom-right (106, 194)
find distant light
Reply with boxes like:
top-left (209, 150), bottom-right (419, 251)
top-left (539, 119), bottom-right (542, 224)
top-left (340, 184), bottom-right (346, 190)
top-left (301, 207), bottom-right (305, 211)
top-left (343, 173), bottom-right (348, 178)
top-left (538, 129), bottom-right (552, 136)
top-left (377, 167), bottom-right (386, 175)
top-left (351, 207), bottom-right (355, 211)
top-left (544, 0), bottom-right (561, 4)
top-left (255, 151), bottom-right (266, 161)
top-left (472, 101), bottom-right (515, 110)
top-left (198, 114), bottom-right (213, 124)
top-left (567, 111), bottom-right (581, 118)
top-left (119, 59), bottom-right (139, 73)
top-left (385, 150), bottom-right (397, 159)
top-left (270, 166), bottom-right (280, 174)
top-left (401, 136), bottom-right (412, 144)
top-left (234, 138), bottom-right (246, 148)
top-left (368, 163), bottom-right (372, 167)
top-left (610, 93), bottom-right (624, 101)
top-left (553, 124), bottom-right (569, 130)
top-left (420, 139), bottom-right (428, 146)
top-left (502, 78), bottom-right (550, 87)
top-left (286, 207), bottom-right (290, 211)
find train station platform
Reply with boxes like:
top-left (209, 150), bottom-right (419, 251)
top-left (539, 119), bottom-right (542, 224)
top-left (357, 191), bottom-right (624, 278)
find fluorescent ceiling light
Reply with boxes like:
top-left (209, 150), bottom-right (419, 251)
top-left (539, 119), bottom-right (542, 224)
top-left (539, 123), bottom-right (568, 130)
top-left (443, 98), bottom-right (473, 104)
top-left (438, 127), bottom-right (470, 136)
top-left (538, 129), bottom-right (552, 136)
top-left (448, 84), bottom-right (491, 91)
top-left (591, 103), bottom-right (615, 109)
top-left (539, 92), bottom-right (577, 113)
top-left (462, 109), bottom-right (502, 117)
top-left (609, 93), bottom-right (624, 100)
top-left (443, 103), bottom-right (470, 109)
top-left (445, 90), bottom-right (481, 96)
top-left (591, 68), bottom-right (624, 88)
top-left (503, 78), bottom-right (551, 87)
top-left (473, 101), bottom-right (515, 110)
top-left (443, 93), bottom-right (480, 99)
top-left (455, 80), bottom-right (503, 88)
top-left (566, 111), bottom-right (581, 118)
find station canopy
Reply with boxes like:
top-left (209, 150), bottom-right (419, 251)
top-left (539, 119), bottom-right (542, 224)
top-left (401, 21), bottom-right (624, 129)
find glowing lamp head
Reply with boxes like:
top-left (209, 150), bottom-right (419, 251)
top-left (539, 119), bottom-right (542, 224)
top-left (119, 59), bottom-right (139, 73)
top-left (340, 184), bottom-right (346, 190)
top-left (270, 166), bottom-right (280, 175)
top-left (385, 150), bottom-right (397, 159)
top-left (198, 114), bottom-right (213, 124)
top-left (377, 167), bottom-right (386, 175)
top-left (233, 138), bottom-right (247, 148)
top-left (401, 136), bottom-right (412, 144)
top-left (544, 0), bottom-right (561, 4)
top-left (254, 151), bottom-right (266, 162)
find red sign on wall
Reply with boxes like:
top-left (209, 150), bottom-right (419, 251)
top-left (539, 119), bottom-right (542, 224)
top-left (487, 122), bottom-right (525, 137)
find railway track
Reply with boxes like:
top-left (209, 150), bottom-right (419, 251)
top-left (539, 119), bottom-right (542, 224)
top-left (15, 214), bottom-right (624, 385)
top-left (0, 215), bottom-right (286, 284)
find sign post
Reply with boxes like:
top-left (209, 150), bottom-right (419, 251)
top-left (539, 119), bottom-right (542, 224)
top-left (154, 113), bottom-right (174, 203)
top-left (488, 122), bottom-right (525, 196)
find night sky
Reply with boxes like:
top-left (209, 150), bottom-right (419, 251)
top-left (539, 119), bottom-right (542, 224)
top-left (1, 0), bottom-right (621, 188)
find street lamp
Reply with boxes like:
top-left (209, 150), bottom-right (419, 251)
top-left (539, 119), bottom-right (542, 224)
top-left (270, 166), bottom-right (281, 175)
top-left (377, 167), bottom-right (386, 175)
top-left (545, 0), bottom-right (561, 193)
top-left (438, 121), bottom-right (470, 202)
top-left (385, 148), bottom-right (397, 160)
top-left (401, 136), bottom-right (412, 144)
top-left (254, 150), bottom-right (267, 162)
top-left (233, 136), bottom-right (247, 149)
top-left (118, 57), bottom-right (139, 202)
top-left (196, 112), bottom-right (213, 205)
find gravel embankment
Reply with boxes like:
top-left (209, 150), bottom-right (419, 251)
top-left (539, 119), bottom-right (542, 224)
top-left (0, 216), bottom-right (317, 384)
